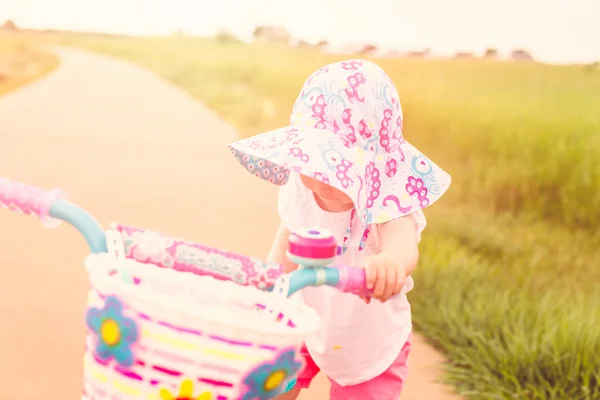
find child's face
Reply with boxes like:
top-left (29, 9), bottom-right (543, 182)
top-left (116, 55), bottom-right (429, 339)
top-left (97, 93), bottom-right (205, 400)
top-left (300, 175), bottom-right (354, 212)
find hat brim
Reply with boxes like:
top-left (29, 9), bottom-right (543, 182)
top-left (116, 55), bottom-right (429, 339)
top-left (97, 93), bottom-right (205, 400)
top-left (229, 125), bottom-right (451, 223)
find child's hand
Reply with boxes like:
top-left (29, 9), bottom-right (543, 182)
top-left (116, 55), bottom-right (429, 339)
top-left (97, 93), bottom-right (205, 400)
top-left (361, 253), bottom-right (408, 303)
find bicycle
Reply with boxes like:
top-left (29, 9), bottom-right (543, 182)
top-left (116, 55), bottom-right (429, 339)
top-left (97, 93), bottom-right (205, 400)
top-left (0, 177), bottom-right (372, 400)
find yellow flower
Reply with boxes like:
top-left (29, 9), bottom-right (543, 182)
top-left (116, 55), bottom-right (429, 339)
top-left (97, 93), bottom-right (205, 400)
top-left (264, 370), bottom-right (287, 391)
top-left (159, 379), bottom-right (212, 400)
top-left (100, 319), bottom-right (121, 346)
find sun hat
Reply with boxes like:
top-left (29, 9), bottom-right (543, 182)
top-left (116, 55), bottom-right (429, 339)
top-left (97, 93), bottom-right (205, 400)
top-left (229, 59), bottom-right (451, 227)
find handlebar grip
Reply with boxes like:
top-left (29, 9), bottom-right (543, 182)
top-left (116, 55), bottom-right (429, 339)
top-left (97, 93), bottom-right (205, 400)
top-left (334, 265), bottom-right (373, 297)
top-left (0, 177), bottom-right (65, 228)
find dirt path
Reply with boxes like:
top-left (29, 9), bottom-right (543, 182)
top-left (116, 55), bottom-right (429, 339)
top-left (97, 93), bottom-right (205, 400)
top-left (0, 48), bottom-right (460, 400)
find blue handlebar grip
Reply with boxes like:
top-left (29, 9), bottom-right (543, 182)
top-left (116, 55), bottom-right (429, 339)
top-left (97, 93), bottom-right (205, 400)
top-left (286, 267), bottom-right (342, 296)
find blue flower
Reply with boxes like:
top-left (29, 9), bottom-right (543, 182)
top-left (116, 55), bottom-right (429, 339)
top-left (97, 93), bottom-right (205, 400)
top-left (85, 295), bottom-right (139, 367)
top-left (240, 348), bottom-right (304, 400)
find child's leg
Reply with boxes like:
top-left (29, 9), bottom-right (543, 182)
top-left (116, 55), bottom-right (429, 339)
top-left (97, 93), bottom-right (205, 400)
top-left (276, 346), bottom-right (320, 400)
top-left (329, 333), bottom-right (412, 400)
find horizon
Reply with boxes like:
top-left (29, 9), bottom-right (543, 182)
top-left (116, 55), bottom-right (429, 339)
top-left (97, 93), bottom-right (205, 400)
top-left (2, 0), bottom-right (599, 64)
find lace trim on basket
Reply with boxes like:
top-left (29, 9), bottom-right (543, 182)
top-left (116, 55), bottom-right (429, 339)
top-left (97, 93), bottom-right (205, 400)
top-left (262, 273), bottom-right (292, 325)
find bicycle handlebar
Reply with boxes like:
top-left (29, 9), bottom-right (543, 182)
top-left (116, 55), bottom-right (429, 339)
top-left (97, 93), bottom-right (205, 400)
top-left (334, 264), bottom-right (372, 296)
top-left (282, 264), bottom-right (371, 297)
top-left (0, 176), bottom-right (371, 296)
top-left (0, 177), bottom-right (65, 228)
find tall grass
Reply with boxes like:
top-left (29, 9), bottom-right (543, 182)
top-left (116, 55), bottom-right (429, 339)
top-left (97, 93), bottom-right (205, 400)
top-left (414, 207), bottom-right (600, 399)
top-left (58, 35), bottom-right (600, 230)
top-left (0, 32), bottom-right (59, 95)
top-left (57, 35), bottom-right (600, 399)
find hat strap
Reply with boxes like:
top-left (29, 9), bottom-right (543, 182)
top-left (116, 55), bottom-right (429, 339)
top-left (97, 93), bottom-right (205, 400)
top-left (341, 208), bottom-right (371, 254)
top-left (359, 225), bottom-right (372, 251)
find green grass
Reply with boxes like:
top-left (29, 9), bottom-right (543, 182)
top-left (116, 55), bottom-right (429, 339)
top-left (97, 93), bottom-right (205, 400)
top-left (56, 34), bottom-right (600, 399)
top-left (415, 206), bottom-right (600, 399)
top-left (0, 32), bottom-right (59, 95)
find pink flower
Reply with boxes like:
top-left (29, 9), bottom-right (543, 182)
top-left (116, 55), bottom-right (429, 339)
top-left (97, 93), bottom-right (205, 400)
top-left (337, 108), bottom-right (357, 148)
top-left (358, 119), bottom-right (372, 139)
top-left (406, 176), bottom-right (430, 208)
top-left (344, 73), bottom-right (366, 103)
top-left (248, 274), bottom-right (272, 290)
top-left (378, 108), bottom-right (393, 152)
top-left (336, 159), bottom-right (354, 188)
top-left (311, 94), bottom-right (328, 129)
top-left (365, 162), bottom-right (381, 208)
top-left (341, 61), bottom-right (363, 71)
top-left (385, 157), bottom-right (398, 177)
top-left (313, 172), bottom-right (330, 185)
top-left (288, 148), bottom-right (310, 164)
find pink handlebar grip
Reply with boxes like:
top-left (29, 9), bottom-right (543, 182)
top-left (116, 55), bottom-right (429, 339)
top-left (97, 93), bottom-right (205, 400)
top-left (0, 177), bottom-right (65, 228)
top-left (335, 265), bottom-right (373, 297)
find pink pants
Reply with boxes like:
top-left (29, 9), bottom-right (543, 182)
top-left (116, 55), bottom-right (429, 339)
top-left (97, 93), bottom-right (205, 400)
top-left (296, 332), bottom-right (412, 400)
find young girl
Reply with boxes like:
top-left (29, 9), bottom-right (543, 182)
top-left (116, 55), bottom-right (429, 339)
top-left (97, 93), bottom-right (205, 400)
top-left (229, 60), bottom-right (451, 399)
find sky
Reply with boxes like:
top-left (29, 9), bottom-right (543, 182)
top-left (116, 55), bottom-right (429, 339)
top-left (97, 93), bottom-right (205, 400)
top-left (1, 0), bottom-right (599, 64)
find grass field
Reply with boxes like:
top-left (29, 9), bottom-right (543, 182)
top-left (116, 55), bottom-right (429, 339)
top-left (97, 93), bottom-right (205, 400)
top-left (54, 35), bottom-right (600, 399)
top-left (0, 32), bottom-right (59, 96)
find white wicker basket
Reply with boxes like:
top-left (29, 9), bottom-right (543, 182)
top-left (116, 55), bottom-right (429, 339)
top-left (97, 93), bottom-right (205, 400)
top-left (82, 253), bottom-right (320, 400)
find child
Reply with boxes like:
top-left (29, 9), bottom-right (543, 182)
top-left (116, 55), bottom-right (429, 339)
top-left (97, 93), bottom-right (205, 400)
top-left (229, 60), bottom-right (451, 399)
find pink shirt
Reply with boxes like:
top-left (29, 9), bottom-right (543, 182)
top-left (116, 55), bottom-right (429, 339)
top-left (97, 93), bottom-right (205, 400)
top-left (278, 173), bottom-right (426, 386)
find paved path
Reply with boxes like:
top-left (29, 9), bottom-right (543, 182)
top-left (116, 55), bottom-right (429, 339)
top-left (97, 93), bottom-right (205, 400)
top-left (0, 48), bottom-right (460, 399)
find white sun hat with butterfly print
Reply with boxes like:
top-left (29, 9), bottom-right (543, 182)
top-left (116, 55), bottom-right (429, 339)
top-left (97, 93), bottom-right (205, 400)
top-left (229, 59), bottom-right (451, 225)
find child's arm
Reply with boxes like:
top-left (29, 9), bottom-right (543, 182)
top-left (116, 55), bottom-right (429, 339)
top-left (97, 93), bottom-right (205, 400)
top-left (377, 214), bottom-right (420, 275)
top-left (266, 222), bottom-right (298, 273)
top-left (363, 214), bottom-right (420, 303)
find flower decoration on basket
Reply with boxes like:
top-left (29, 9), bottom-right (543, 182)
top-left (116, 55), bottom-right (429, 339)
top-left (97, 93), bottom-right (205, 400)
top-left (130, 230), bottom-right (175, 267)
top-left (159, 379), bottom-right (212, 400)
top-left (240, 347), bottom-right (304, 400)
top-left (85, 295), bottom-right (139, 367)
